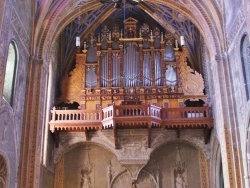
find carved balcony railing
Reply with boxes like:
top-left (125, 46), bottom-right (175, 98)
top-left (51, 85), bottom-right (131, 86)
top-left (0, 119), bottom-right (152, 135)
top-left (49, 107), bottom-right (103, 133)
top-left (49, 105), bottom-right (213, 147)
top-left (102, 104), bottom-right (162, 129)
top-left (161, 106), bottom-right (213, 128)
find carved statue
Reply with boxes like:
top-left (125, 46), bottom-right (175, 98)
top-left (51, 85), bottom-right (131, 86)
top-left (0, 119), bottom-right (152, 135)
top-left (176, 173), bottom-right (186, 188)
top-left (80, 169), bottom-right (92, 188)
top-left (175, 174), bottom-right (185, 188)
top-left (174, 145), bottom-right (188, 188)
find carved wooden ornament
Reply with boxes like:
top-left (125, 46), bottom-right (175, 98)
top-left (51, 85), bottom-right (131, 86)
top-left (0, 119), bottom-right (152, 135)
top-left (179, 61), bottom-right (204, 95)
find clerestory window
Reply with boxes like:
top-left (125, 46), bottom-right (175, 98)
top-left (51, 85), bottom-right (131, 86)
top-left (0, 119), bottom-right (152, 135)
top-left (3, 41), bottom-right (18, 106)
top-left (241, 34), bottom-right (250, 101)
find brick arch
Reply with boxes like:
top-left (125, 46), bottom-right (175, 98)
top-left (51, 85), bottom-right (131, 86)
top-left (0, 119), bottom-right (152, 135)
top-left (53, 136), bottom-right (120, 164)
top-left (150, 137), bottom-right (211, 160)
top-left (35, 0), bottom-right (104, 60)
top-left (154, 0), bottom-right (223, 52)
top-left (147, 139), bottom-right (209, 188)
top-left (209, 133), bottom-right (224, 188)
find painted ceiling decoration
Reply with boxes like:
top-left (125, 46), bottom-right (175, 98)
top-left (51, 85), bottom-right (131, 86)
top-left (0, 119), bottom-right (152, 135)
top-left (59, 0), bottom-right (200, 77)
top-left (99, 0), bottom-right (145, 8)
top-left (35, 0), bottom-right (222, 77)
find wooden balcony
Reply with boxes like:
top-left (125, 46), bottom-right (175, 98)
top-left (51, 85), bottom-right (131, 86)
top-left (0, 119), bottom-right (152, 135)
top-left (49, 107), bottom-right (103, 132)
top-left (102, 104), bottom-right (162, 129)
top-left (49, 104), bottom-right (213, 147)
top-left (161, 106), bottom-right (213, 128)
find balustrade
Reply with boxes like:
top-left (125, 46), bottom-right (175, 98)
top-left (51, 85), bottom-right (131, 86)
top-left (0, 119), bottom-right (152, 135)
top-left (50, 107), bottom-right (102, 122)
top-left (161, 106), bottom-right (211, 120)
top-left (49, 105), bottom-right (213, 132)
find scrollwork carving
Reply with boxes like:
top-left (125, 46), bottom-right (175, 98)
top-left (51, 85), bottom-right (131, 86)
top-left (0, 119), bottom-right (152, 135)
top-left (179, 61), bottom-right (205, 95)
top-left (59, 55), bottom-right (85, 103)
top-left (119, 136), bottom-right (150, 159)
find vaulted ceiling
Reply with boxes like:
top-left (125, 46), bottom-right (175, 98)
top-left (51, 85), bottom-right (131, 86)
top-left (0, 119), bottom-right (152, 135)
top-left (34, 0), bottom-right (223, 77)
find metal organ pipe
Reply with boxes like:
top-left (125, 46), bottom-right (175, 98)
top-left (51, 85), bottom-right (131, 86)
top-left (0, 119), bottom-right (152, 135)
top-left (105, 54), bottom-right (108, 87)
top-left (101, 55), bottom-right (104, 87)
top-left (143, 52), bottom-right (151, 86)
top-left (116, 54), bottom-right (120, 87)
top-left (132, 45), bottom-right (134, 85)
top-left (131, 44), bottom-right (134, 86)
top-left (112, 53), bottom-right (120, 87)
top-left (133, 52), bottom-right (135, 87)
top-left (154, 52), bottom-right (162, 86)
top-left (101, 53), bottom-right (108, 87)
top-left (135, 46), bottom-right (139, 87)
top-left (123, 42), bottom-right (140, 87)
top-left (86, 66), bottom-right (97, 88)
top-left (98, 42), bottom-right (166, 88)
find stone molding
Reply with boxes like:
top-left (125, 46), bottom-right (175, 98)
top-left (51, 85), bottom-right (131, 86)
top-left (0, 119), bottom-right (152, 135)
top-left (10, 8), bottom-right (30, 54)
top-left (227, 7), bottom-right (245, 48)
top-left (53, 129), bottom-right (211, 165)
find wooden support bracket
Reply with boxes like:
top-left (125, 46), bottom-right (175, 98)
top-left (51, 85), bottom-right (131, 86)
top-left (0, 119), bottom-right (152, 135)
top-left (85, 130), bottom-right (89, 141)
top-left (114, 126), bottom-right (119, 149)
top-left (204, 127), bottom-right (211, 144)
top-left (148, 126), bottom-right (151, 148)
top-left (176, 128), bottom-right (180, 139)
top-left (54, 131), bottom-right (59, 148)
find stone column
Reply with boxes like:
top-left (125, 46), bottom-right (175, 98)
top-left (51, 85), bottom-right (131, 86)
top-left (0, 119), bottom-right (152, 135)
top-left (18, 57), bottom-right (48, 188)
top-left (213, 52), bottom-right (244, 188)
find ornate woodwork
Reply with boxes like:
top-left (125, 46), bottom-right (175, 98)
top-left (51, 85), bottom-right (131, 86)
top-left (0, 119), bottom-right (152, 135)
top-left (50, 17), bottom-right (213, 148)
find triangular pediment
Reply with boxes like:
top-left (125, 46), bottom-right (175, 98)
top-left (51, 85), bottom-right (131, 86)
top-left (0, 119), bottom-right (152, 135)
top-left (124, 17), bottom-right (138, 24)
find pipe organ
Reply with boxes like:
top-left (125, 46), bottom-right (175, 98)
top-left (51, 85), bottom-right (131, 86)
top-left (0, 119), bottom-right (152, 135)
top-left (59, 17), bottom-right (206, 112)
top-left (52, 17), bottom-right (212, 147)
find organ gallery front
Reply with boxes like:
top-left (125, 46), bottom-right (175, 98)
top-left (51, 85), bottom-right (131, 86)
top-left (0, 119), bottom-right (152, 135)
top-left (49, 17), bottom-right (213, 187)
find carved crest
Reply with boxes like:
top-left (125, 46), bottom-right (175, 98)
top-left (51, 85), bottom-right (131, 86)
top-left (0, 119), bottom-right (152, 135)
top-left (179, 61), bottom-right (205, 95)
top-left (58, 55), bottom-right (84, 104)
top-left (124, 17), bottom-right (138, 38)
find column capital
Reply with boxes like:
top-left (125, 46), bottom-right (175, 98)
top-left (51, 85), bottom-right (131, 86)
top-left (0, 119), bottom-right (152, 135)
top-left (215, 51), bottom-right (228, 62)
top-left (29, 56), bottom-right (43, 64)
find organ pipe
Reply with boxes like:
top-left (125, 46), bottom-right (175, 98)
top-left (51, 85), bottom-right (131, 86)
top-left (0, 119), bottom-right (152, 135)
top-left (87, 43), bottom-right (176, 89)
top-left (155, 52), bottom-right (163, 86)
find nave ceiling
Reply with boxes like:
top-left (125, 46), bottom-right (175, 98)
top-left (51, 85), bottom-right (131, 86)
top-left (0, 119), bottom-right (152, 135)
top-left (34, 0), bottom-right (223, 77)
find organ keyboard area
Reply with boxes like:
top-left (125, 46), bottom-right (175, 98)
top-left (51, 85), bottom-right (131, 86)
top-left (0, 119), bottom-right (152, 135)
top-left (50, 17), bottom-right (213, 148)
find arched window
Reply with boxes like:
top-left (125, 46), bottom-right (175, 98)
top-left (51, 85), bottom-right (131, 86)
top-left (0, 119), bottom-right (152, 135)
top-left (0, 155), bottom-right (7, 188)
top-left (3, 41), bottom-right (18, 106)
top-left (241, 34), bottom-right (250, 101)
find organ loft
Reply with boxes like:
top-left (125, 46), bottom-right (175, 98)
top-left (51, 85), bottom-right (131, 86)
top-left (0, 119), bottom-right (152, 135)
top-left (49, 18), bottom-right (213, 150)
top-left (48, 17), bottom-right (213, 187)
top-left (2, 0), bottom-right (250, 187)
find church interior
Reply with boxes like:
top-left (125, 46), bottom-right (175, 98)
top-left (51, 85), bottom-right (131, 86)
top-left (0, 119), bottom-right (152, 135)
top-left (0, 0), bottom-right (250, 187)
